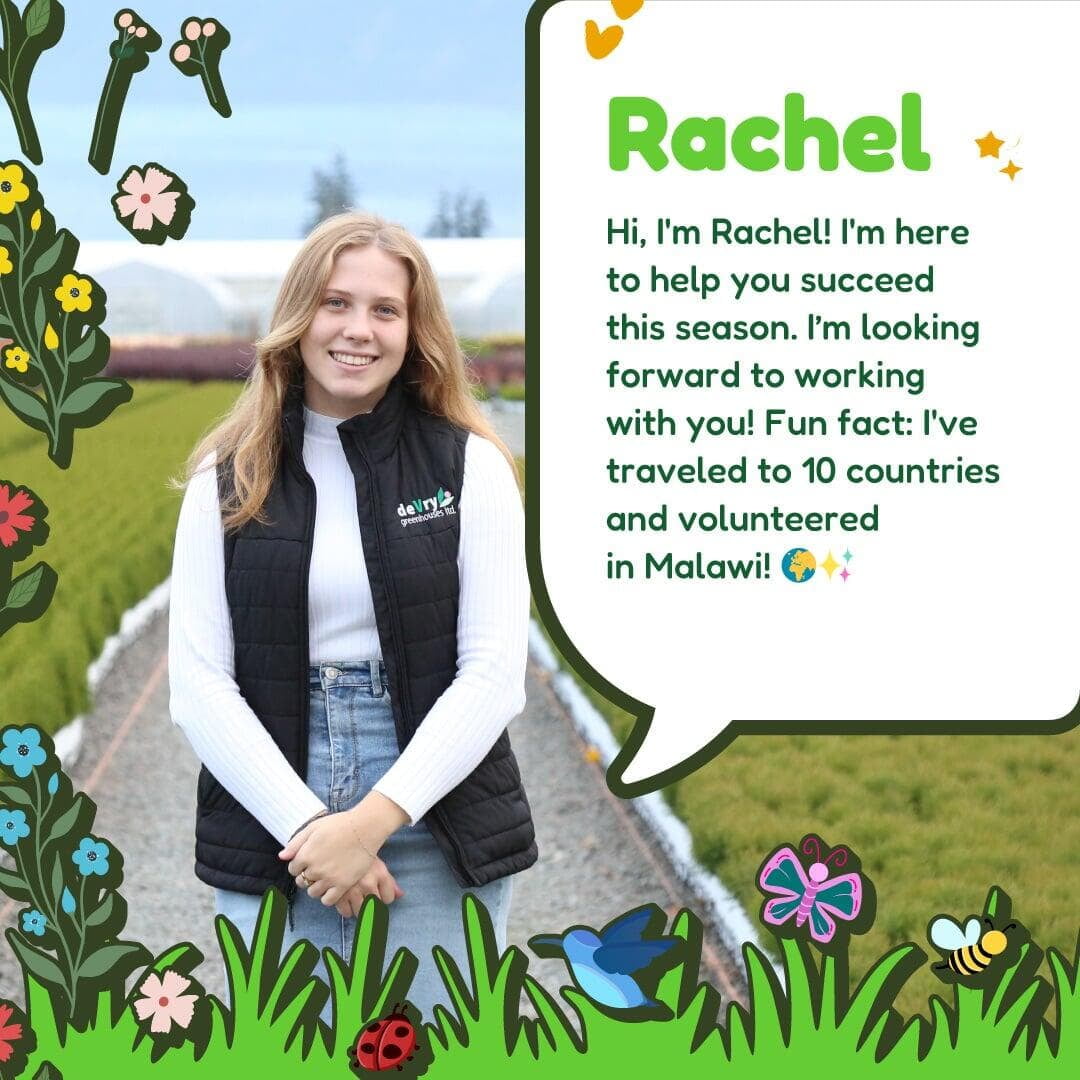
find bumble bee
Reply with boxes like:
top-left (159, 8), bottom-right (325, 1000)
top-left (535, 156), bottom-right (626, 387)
top-left (929, 915), bottom-right (1016, 976)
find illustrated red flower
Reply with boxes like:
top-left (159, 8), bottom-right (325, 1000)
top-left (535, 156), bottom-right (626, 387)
top-left (0, 485), bottom-right (36, 548)
top-left (0, 1001), bottom-right (24, 1062)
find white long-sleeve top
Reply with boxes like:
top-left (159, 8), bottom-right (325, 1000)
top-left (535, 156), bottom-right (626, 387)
top-left (167, 406), bottom-right (528, 845)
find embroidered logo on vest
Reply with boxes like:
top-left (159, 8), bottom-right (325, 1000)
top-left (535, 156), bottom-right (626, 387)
top-left (396, 487), bottom-right (456, 528)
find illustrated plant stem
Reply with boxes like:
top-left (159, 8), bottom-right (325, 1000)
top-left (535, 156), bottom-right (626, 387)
top-left (55, 310), bottom-right (69, 405)
top-left (88, 35), bottom-right (134, 175)
top-left (0, 259), bottom-right (54, 438)
top-left (30, 768), bottom-right (78, 1015)
top-left (19, 206), bottom-right (61, 440)
top-left (72, 874), bottom-right (88, 978)
top-left (7, 211), bottom-right (58, 447)
top-left (196, 37), bottom-right (230, 117)
top-left (0, 5), bottom-right (43, 164)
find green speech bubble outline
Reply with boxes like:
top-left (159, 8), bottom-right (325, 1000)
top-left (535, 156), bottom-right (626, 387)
top-left (522, 0), bottom-right (1080, 800)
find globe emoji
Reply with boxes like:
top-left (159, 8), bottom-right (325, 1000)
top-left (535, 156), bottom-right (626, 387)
top-left (782, 548), bottom-right (817, 583)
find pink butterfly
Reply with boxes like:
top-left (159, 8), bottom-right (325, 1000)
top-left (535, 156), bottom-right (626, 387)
top-left (758, 835), bottom-right (863, 944)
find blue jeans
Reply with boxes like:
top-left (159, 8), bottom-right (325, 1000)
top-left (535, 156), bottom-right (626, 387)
top-left (216, 660), bottom-right (513, 1021)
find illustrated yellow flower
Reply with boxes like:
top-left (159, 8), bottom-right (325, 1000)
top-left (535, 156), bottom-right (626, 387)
top-left (4, 346), bottom-right (30, 374)
top-left (30, 209), bottom-right (41, 231)
top-left (44, 323), bottom-right (58, 350)
top-left (0, 246), bottom-right (11, 275)
top-left (0, 164), bottom-right (29, 214)
top-left (54, 273), bottom-right (93, 314)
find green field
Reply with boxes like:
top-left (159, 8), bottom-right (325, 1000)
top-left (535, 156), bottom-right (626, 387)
top-left (0, 380), bottom-right (242, 738)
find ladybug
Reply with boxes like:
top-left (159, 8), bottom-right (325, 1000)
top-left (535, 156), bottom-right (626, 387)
top-left (353, 1003), bottom-right (418, 1073)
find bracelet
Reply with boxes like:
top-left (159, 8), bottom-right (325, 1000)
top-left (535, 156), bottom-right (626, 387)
top-left (290, 808), bottom-right (329, 840)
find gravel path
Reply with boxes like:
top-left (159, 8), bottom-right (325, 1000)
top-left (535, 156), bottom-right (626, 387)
top-left (0, 608), bottom-right (743, 1014)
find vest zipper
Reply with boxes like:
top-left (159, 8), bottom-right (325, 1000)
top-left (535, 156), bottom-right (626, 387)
top-left (352, 440), bottom-right (478, 887)
top-left (286, 442), bottom-right (317, 917)
top-left (289, 456), bottom-right (318, 791)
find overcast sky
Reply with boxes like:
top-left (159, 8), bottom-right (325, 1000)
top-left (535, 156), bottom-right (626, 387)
top-left (21, 0), bottom-right (531, 240)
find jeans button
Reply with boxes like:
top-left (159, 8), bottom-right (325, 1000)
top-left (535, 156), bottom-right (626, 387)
top-left (324, 666), bottom-right (340, 680)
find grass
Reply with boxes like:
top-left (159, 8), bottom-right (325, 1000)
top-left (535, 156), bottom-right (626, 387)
top-left (21, 891), bottom-right (390, 1078)
top-left (15, 886), bottom-right (1075, 1076)
top-left (0, 379), bottom-right (242, 736)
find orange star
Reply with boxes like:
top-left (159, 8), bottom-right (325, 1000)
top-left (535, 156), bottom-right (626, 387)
top-left (1000, 159), bottom-right (1022, 180)
top-left (975, 131), bottom-right (1005, 158)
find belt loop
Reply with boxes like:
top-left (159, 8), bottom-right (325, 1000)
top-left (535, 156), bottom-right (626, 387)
top-left (369, 660), bottom-right (383, 698)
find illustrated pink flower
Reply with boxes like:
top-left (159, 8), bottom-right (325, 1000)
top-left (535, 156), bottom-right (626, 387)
top-left (114, 166), bottom-right (179, 231)
top-left (0, 485), bottom-right (36, 548)
top-left (132, 970), bottom-right (198, 1033)
top-left (0, 1001), bottom-right (24, 1062)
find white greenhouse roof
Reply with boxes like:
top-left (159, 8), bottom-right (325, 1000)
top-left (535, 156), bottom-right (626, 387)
top-left (78, 238), bottom-right (525, 338)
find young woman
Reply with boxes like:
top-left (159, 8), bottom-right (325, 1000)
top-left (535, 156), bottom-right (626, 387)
top-left (167, 212), bottom-right (536, 1019)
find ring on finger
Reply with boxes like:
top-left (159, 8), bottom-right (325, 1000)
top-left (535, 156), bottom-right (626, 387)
top-left (299, 871), bottom-right (312, 888)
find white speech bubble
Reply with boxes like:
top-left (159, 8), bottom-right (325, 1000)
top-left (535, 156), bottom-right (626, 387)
top-left (532, 0), bottom-right (1080, 794)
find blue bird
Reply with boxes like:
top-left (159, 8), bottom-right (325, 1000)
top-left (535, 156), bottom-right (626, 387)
top-left (529, 906), bottom-right (680, 1012)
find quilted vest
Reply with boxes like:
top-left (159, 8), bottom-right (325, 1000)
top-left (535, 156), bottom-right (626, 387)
top-left (194, 376), bottom-right (537, 894)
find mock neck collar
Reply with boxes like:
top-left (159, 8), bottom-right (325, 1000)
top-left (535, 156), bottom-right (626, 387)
top-left (282, 375), bottom-right (409, 462)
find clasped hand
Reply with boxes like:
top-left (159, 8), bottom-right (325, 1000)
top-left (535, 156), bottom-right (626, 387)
top-left (279, 795), bottom-right (410, 913)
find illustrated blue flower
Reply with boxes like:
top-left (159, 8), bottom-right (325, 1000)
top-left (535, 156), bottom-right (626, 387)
top-left (21, 909), bottom-right (46, 936)
top-left (72, 836), bottom-right (110, 877)
top-left (0, 727), bottom-right (47, 778)
top-left (0, 809), bottom-right (29, 845)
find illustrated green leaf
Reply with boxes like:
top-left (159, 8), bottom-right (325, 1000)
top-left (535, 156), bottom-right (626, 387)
top-left (60, 378), bottom-right (128, 417)
top-left (5, 564), bottom-right (44, 610)
top-left (66, 327), bottom-right (99, 369)
top-left (33, 1061), bottom-right (63, 1080)
top-left (0, 376), bottom-right (48, 425)
top-left (84, 892), bottom-right (115, 929)
top-left (45, 792), bottom-right (88, 847)
top-left (30, 230), bottom-right (64, 279)
top-left (0, 222), bottom-right (14, 243)
top-left (33, 288), bottom-right (45, 338)
top-left (150, 941), bottom-right (203, 972)
top-left (49, 852), bottom-right (62, 899)
top-left (6, 931), bottom-right (67, 989)
top-left (0, 784), bottom-right (33, 807)
top-left (78, 941), bottom-right (147, 980)
top-left (0, 866), bottom-right (29, 894)
top-left (24, 0), bottom-right (52, 38)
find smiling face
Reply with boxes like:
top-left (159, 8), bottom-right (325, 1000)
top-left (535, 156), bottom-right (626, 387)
top-left (298, 244), bottom-right (411, 418)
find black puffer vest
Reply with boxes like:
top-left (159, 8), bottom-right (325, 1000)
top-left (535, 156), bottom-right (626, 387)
top-left (194, 376), bottom-right (537, 894)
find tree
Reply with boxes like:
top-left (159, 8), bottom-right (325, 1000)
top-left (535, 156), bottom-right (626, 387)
top-left (426, 189), bottom-right (492, 237)
top-left (303, 153), bottom-right (356, 234)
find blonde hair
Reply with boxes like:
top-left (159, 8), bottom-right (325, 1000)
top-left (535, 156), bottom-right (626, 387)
top-left (182, 212), bottom-right (515, 529)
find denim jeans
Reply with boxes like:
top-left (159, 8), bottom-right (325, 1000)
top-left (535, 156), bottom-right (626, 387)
top-left (216, 660), bottom-right (513, 1021)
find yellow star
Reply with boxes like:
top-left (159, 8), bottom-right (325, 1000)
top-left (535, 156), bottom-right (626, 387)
top-left (821, 551), bottom-right (840, 579)
top-left (976, 131), bottom-right (1005, 158)
top-left (1000, 159), bottom-right (1022, 180)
